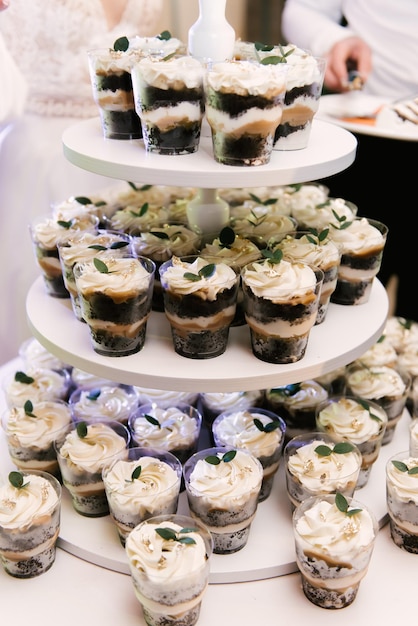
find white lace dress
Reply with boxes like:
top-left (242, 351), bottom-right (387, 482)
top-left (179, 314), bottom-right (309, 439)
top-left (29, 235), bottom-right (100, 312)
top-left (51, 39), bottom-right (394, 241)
top-left (0, 0), bottom-right (163, 364)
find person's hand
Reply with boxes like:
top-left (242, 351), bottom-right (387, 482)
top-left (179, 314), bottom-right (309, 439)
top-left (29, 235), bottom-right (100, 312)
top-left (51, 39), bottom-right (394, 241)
top-left (324, 36), bottom-right (372, 92)
top-left (0, 0), bottom-right (10, 11)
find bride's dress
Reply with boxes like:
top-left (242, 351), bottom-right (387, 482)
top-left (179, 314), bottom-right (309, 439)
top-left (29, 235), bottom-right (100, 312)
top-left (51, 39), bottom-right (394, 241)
top-left (0, 0), bottom-right (163, 364)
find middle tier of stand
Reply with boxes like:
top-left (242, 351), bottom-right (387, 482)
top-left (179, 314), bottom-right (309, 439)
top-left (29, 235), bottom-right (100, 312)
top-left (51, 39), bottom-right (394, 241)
top-left (27, 276), bottom-right (388, 393)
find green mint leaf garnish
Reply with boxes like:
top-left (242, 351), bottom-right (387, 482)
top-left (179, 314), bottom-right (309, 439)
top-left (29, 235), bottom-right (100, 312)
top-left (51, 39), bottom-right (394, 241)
top-left (155, 526), bottom-right (196, 545)
top-left (87, 389), bottom-right (101, 401)
top-left (357, 398), bottom-right (382, 422)
top-left (149, 231), bottom-right (170, 240)
top-left (248, 193), bottom-right (278, 206)
top-left (205, 450), bottom-right (237, 465)
top-left (157, 30), bottom-right (172, 41)
top-left (76, 421), bottom-right (88, 438)
top-left (9, 471), bottom-right (29, 489)
top-left (219, 226), bottom-right (236, 248)
top-left (184, 263), bottom-right (216, 282)
top-left (253, 418), bottom-right (280, 433)
top-left (24, 400), bottom-right (36, 417)
top-left (262, 248), bottom-right (283, 264)
top-left (74, 196), bottom-right (92, 205)
top-left (57, 220), bottom-right (73, 229)
top-left (94, 258), bottom-right (110, 273)
top-left (131, 466), bottom-right (142, 481)
top-left (269, 383), bottom-right (301, 397)
top-left (335, 492), bottom-right (362, 516)
top-left (15, 371), bottom-right (35, 385)
top-left (113, 36), bottom-right (129, 52)
top-left (144, 414), bottom-right (161, 428)
top-left (392, 460), bottom-right (418, 475)
top-left (315, 442), bottom-right (354, 457)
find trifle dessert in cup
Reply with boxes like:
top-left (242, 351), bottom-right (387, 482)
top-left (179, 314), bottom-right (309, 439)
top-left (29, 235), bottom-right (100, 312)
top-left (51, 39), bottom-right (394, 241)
top-left (199, 226), bottom-right (262, 326)
top-left (291, 196), bottom-right (357, 232)
top-left (58, 229), bottom-right (132, 321)
top-left (132, 223), bottom-right (201, 311)
top-left (197, 389), bottom-right (265, 429)
top-left (328, 216), bottom-right (388, 306)
top-left (183, 446), bottom-right (263, 554)
top-left (102, 447), bottom-right (182, 546)
top-left (0, 470), bottom-right (62, 578)
top-left (2, 400), bottom-right (72, 478)
top-left (264, 380), bottom-right (329, 441)
top-left (241, 256), bottom-right (323, 363)
top-left (316, 395), bottom-right (388, 488)
top-left (69, 383), bottom-right (139, 426)
top-left (274, 228), bottom-right (341, 324)
top-left (159, 255), bottom-right (239, 359)
top-left (73, 254), bottom-right (155, 357)
top-left (229, 208), bottom-right (297, 250)
top-left (55, 419), bottom-right (130, 517)
top-left (88, 38), bottom-right (143, 140)
top-left (125, 513), bottom-right (212, 626)
top-left (386, 451), bottom-right (418, 553)
top-left (3, 366), bottom-right (72, 408)
top-left (284, 432), bottom-right (362, 510)
top-left (29, 212), bottom-right (99, 298)
top-left (212, 407), bottom-right (286, 501)
top-left (131, 55), bottom-right (205, 155)
top-left (292, 492), bottom-right (378, 609)
top-left (105, 201), bottom-right (169, 236)
top-left (204, 59), bottom-right (287, 166)
top-left (345, 363), bottom-right (411, 445)
top-left (128, 402), bottom-right (202, 466)
top-left (273, 49), bottom-right (326, 150)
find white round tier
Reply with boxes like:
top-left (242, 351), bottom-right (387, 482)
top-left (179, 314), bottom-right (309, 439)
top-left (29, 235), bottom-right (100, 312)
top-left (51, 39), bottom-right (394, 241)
top-left (0, 356), bottom-right (409, 585)
top-left (27, 276), bottom-right (388, 393)
top-left (62, 118), bottom-right (357, 187)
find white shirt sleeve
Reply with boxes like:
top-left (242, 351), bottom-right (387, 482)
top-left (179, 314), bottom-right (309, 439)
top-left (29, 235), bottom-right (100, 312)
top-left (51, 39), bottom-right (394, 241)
top-left (281, 0), bottom-right (355, 57)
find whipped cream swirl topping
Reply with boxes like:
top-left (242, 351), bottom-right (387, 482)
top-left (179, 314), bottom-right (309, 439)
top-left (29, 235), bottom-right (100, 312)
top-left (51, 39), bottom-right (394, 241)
top-left (0, 474), bottom-right (60, 531)
top-left (130, 406), bottom-right (199, 449)
top-left (188, 450), bottom-right (262, 500)
top-left (213, 410), bottom-right (283, 457)
top-left (200, 235), bottom-right (262, 268)
top-left (231, 210), bottom-right (296, 242)
top-left (387, 456), bottom-right (418, 504)
top-left (295, 497), bottom-right (376, 559)
top-left (292, 197), bottom-right (356, 230)
top-left (5, 368), bottom-right (70, 407)
top-left (241, 258), bottom-right (317, 303)
top-left (267, 380), bottom-right (328, 409)
top-left (74, 257), bottom-right (153, 298)
top-left (317, 397), bottom-right (387, 444)
top-left (59, 231), bottom-right (131, 267)
top-left (346, 366), bottom-right (407, 399)
top-left (287, 440), bottom-right (361, 491)
top-left (133, 387), bottom-right (198, 409)
top-left (206, 60), bottom-right (287, 98)
top-left (134, 225), bottom-right (199, 261)
top-left (160, 256), bottom-right (237, 301)
top-left (129, 35), bottom-right (185, 58)
top-left (107, 204), bottom-right (169, 233)
top-left (70, 386), bottom-right (139, 423)
top-left (201, 391), bottom-right (263, 412)
top-left (328, 217), bottom-right (385, 255)
top-left (276, 233), bottom-right (340, 271)
top-left (5, 401), bottom-right (72, 449)
top-left (19, 338), bottom-right (68, 371)
top-left (134, 55), bottom-right (205, 90)
top-left (103, 456), bottom-right (180, 512)
top-left (126, 519), bottom-right (208, 581)
top-left (32, 214), bottom-right (98, 248)
top-left (58, 423), bottom-right (128, 473)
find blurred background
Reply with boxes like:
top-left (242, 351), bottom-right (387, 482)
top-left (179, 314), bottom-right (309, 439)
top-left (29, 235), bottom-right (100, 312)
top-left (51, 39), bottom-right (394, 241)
top-left (155, 0), bottom-right (286, 45)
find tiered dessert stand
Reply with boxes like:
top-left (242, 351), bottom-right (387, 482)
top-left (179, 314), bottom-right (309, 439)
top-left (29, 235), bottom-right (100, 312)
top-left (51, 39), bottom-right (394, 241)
top-left (12, 113), bottom-right (400, 584)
